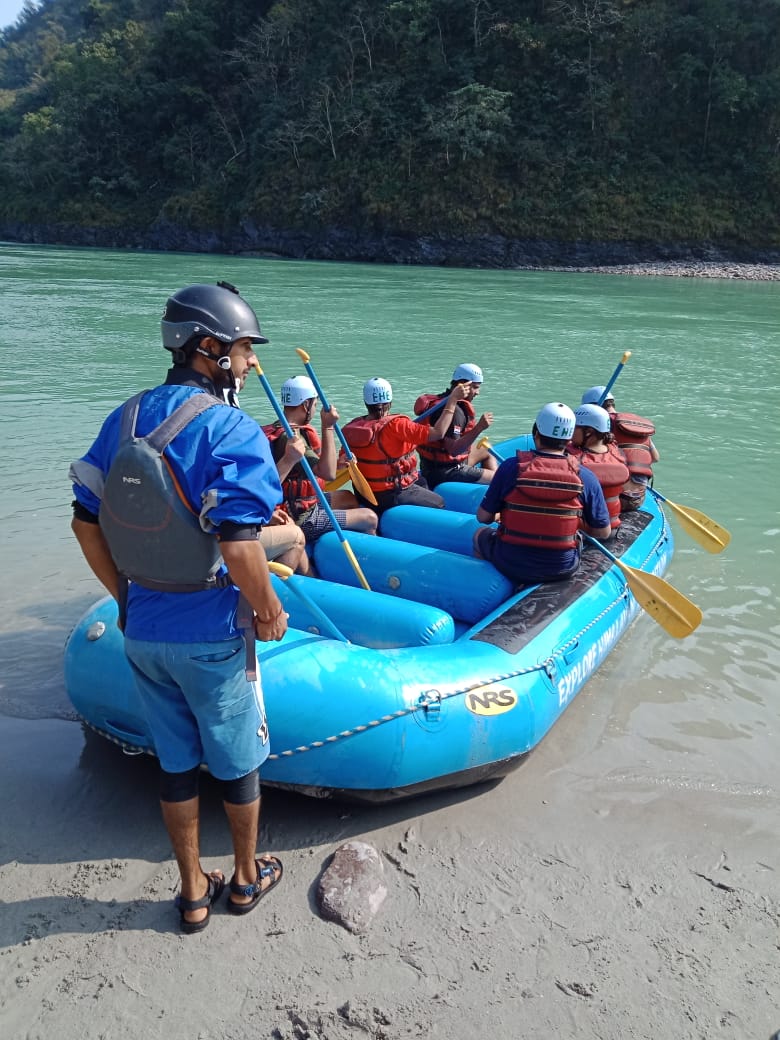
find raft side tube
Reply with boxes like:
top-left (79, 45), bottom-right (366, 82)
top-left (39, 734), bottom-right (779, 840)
top-left (379, 504), bottom-right (489, 556)
top-left (272, 573), bottom-right (455, 648)
top-left (313, 531), bottom-right (514, 624)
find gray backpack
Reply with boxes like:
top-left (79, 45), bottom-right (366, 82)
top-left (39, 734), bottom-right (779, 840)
top-left (99, 391), bottom-right (229, 592)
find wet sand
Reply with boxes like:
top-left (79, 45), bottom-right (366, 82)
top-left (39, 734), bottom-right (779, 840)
top-left (1, 701), bottom-right (777, 1039)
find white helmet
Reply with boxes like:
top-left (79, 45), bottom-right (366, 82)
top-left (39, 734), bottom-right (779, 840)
top-left (581, 385), bottom-right (614, 406)
top-left (535, 402), bottom-right (576, 441)
top-left (281, 376), bottom-right (316, 407)
top-left (363, 377), bottom-right (392, 405)
top-left (452, 363), bottom-right (483, 383)
top-left (574, 403), bottom-right (611, 433)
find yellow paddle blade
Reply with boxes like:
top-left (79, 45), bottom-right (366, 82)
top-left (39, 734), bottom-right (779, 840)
top-left (612, 557), bottom-right (702, 639)
top-left (267, 561), bottom-right (294, 580)
top-left (348, 458), bottom-right (378, 505)
top-left (661, 497), bottom-right (731, 554)
top-left (324, 467), bottom-right (353, 492)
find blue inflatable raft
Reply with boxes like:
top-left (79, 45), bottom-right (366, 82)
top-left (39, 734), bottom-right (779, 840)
top-left (64, 435), bottom-right (675, 802)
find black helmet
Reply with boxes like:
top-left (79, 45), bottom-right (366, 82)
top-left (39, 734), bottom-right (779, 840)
top-left (161, 281), bottom-right (269, 352)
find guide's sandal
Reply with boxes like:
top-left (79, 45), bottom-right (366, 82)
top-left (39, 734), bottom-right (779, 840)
top-left (227, 855), bottom-right (284, 915)
top-left (175, 870), bottom-right (225, 934)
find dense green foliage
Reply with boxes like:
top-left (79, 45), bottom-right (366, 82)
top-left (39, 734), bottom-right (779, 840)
top-left (1, 0), bottom-right (779, 244)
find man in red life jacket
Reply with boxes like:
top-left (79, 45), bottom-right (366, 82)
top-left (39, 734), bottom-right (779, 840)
top-left (263, 376), bottom-right (378, 547)
top-left (568, 403), bottom-right (630, 534)
top-left (221, 368), bottom-right (308, 574)
top-left (413, 363), bottom-right (496, 489)
top-left (342, 377), bottom-right (468, 515)
top-left (473, 403), bottom-right (611, 586)
top-left (581, 386), bottom-right (660, 511)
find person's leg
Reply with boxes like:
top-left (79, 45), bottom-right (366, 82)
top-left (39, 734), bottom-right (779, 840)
top-left (159, 763), bottom-right (223, 929)
top-left (343, 507), bottom-right (378, 535)
top-left (260, 522), bottom-right (308, 572)
top-left (396, 481), bottom-right (445, 509)
top-left (221, 771), bottom-right (283, 909)
top-left (468, 443), bottom-right (498, 473)
top-left (223, 796), bottom-right (261, 904)
top-left (160, 795), bottom-right (222, 927)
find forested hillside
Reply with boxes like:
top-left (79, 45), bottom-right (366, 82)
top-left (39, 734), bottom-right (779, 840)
top-left (1, 0), bottom-right (778, 252)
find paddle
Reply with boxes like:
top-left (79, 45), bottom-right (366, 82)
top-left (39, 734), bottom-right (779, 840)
top-left (582, 534), bottom-right (702, 638)
top-left (294, 347), bottom-right (378, 505)
top-left (254, 363), bottom-right (372, 591)
top-left (598, 350), bottom-right (632, 405)
top-left (648, 488), bottom-right (731, 554)
top-left (477, 435), bottom-right (503, 463)
top-left (267, 561), bottom-right (349, 642)
top-left (413, 398), bottom-right (449, 424)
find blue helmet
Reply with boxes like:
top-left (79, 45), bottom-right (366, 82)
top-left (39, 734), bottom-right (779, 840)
top-left (452, 363), bottom-right (483, 384)
top-left (535, 402), bottom-right (576, 441)
top-left (581, 385), bottom-right (614, 406)
top-left (574, 403), bottom-right (611, 433)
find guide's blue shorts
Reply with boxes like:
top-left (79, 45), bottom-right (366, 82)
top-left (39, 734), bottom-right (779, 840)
top-left (124, 636), bottom-right (270, 780)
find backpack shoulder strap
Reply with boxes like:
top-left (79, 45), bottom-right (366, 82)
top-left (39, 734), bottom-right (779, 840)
top-left (144, 392), bottom-right (223, 453)
top-left (118, 390), bottom-right (149, 443)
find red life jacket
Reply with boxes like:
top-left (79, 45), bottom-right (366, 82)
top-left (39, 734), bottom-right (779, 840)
top-left (498, 451), bottom-right (583, 550)
top-left (341, 414), bottom-right (419, 493)
top-left (414, 393), bottom-right (475, 465)
top-left (611, 412), bottom-right (655, 479)
top-left (568, 444), bottom-right (630, 529)
top-left (262, 421), bottom-right (323, 518)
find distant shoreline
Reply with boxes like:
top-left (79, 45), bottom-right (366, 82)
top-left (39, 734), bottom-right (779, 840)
top-left (527, 261), bottom-right (780, 281)
top-left (2, 221), bottom-right (778, 278)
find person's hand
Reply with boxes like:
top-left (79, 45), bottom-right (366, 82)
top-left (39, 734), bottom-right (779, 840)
top-left (268, 508), bottom-right (290, 526)
top-left (253, 602), bottom-right (288, 642)
top-left (477, 412), bottom-right (494, 431)
top-left (321, 405), bottom-right (339, 429)
top-left (283, 434), bottom-right (306, 463)
top-left (448, 384), bottom-right (469, 403)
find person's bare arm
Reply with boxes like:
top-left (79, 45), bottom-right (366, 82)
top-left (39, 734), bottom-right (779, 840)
top-left (276, 434), bottom-right (306, 481)
top-left (581, 520), bottom-right (612, 541)
top-left (314, 406), bottom-right (339, 480)
top-left (71, 518), bottom-right (121, 601)
top-left (427, 386), bottom-right (468, 443)
top-left (476, 506), bottom-right (495, 524)
top-left (443, 411), bottom-right (494, 455)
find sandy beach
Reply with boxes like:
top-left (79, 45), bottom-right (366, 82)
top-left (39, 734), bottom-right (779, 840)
top-left (2, 697), bottom-right (777, 1039)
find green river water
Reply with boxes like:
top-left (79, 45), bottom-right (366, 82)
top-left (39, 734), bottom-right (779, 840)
top-left (1, 241), bottom-right (778, 797)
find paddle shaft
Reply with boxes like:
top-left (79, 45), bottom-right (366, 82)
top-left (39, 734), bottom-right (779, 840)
top-left (254, 366), bottom-right (371, 591)
top-left (599, 350), bottom-right (632, 405)
top-left (295, 349), bottom-right (355, 462)
top-left (294, 348), bottom-right (378, 505)
top-left (268, 562), bottom-right (348, 642)
top-left (413, 398), bottom-right (449, 424)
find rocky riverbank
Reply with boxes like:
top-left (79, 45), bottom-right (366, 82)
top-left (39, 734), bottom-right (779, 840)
top-left (533, 260), bottom-right (780, 280)
top-left (2, 219), bottom-right (778, 278)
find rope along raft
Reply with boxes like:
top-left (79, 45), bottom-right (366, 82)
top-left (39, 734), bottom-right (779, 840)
top-left (80, 589), bottom-right (630, 761)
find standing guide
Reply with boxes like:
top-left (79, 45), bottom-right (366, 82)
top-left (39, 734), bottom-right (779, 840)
top-left (70, 282), bottom-right (286, 934)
